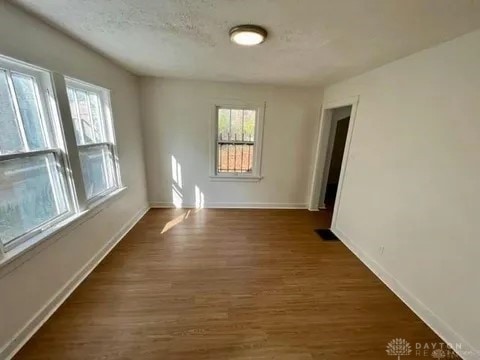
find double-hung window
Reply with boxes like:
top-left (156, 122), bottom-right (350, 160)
top-left (212, 103), bottom-right (264, 180)
top-left (66, 79), bottom-right (119, 201)
top-left (0, 58), bottom-right (72, 251)
top-left (0, 55), bottom-right (122, 255)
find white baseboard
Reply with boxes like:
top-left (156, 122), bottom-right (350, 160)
top-left (332, 226), bottom-right (477, 360)
top-left (309, 203), bottom-right (326, 211)
top-left (150, 201), bottom-right (307, 209)
top-left (7, 207), bottom-right (472, 359)
top-left (1, 206), bottom-right (150, 360)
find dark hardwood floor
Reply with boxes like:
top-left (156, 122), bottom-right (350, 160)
top-left (14, 209), bottom-right (441, 359)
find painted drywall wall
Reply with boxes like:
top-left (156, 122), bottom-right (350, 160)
top-left (0, 3), bottom-right (148, 356)
top-left (323, 28), bottom-right (480, 354)
top-left (141, 77), bottom-right (321, 208)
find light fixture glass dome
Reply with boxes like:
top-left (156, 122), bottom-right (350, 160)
top-left (230, 25), bottom-right (268, 46)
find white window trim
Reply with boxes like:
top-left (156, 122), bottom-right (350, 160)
top-left (209, 101), bottom-right (265, 182)
top-left (0, 56), bottom-right (77, 253)
top-left (0, 54), bottom-right (125, 259)
top-left (64, 76), bottom-right (123, 204)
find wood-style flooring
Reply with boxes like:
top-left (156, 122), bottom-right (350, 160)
top-left (14, 209), bottom-right (441, 359)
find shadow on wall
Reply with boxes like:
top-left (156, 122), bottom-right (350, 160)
top-left (171, 155), bottom-right (205, 209)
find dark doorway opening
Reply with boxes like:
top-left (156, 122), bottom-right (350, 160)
top-left (314, 105), bottom-right (353, 238)
top-left (324, 115), bottom-right (350, 209)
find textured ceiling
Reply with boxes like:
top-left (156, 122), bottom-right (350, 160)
top-left (12, 0), bottom-right (480, 86)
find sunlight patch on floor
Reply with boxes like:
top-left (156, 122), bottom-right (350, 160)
top-left (161, 210), bottom-right (191, 234)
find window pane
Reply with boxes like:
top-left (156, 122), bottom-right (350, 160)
top-left (88, 92), bottom-right (105, 142)
top-left (217, 108), bottom-right (230, 141)
top-left (11, 73), bottom-right (47, 150)
top-left (79, 145), bottom-right (115, 199)
top-left (243, 110), bottom-right (256, 141)
top-left (0, 70), bottom-right (23, 154)
top-left (216, 108), bottom-right (256, 174)
top-left (0, 153), bottom-right (69, 245)
top-left (230, 109), bottom-right (243, 141)
top-left (75, 90), bottom-right (94, 144)
top-left (217, 144), bottom-right (253, 173)
top-left (67, 87), bottom-right (105, 144)
top-left (67, 88), bottom-right (84, 144)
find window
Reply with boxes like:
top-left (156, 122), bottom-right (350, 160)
top-left (0, 55), bottom-right (122, 255)
top-left (0, 58), bottom-right (72, 251)
top-left (66, 79), bottom-right (119, 201)
top-left (212, 104), bottom-right (264, 180)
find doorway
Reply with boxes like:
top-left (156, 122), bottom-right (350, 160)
top-left (309, 96), bottom-right (358, 231)
top-left (322, 106), bottom-right (351, 211)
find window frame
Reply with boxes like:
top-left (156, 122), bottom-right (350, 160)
top-left (0, 150), bottom-right (75, 252)
top-left (0, 56), bottom-right (76, 252)
top-left (210, 102), bottom-right (265, 182)
top-left (0, 54), bottom-right (125, 258)
top-left (64, 77), bottom-right (122, 205)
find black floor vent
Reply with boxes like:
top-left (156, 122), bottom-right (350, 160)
top-left (314, 229), bottom-right (339, 241)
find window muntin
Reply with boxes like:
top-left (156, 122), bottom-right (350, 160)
top-left (11, 73), bottom-right (48, 150)
top-left (66, 79), bottom-right (119, 201)
top-left (216, 107), bottom-right (257, 174)
top-left (0, 59), bottom-right (72, 249)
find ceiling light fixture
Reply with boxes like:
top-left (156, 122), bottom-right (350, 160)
top-left (229, 25), bottom-right (268, 46)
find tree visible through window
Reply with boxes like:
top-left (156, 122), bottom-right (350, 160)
top-left (216, 107), bottom-right (256, 174)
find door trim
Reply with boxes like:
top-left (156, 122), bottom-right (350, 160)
top-left (308, 96), bottom-right (359, 228)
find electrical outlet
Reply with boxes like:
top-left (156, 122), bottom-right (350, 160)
top-left (379, 245), bottom-right (385, 255)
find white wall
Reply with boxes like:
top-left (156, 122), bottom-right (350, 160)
top-left (0, 3), bottom-right (148, 357)
top-left (324, 28), bottom-right (480, 355)
top-left (141, 77), bottom-right (321, 208)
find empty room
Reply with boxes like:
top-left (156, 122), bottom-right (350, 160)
top-left (0, 0), bottom-right (479, 359)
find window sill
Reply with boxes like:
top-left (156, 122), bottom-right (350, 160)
top-left (0, 186), bottom-right (127, 274)
top-left (209, 175), bottom-right (263, 182)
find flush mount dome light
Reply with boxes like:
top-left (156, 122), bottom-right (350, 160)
top-left (229, 25), bottom-right (268, 46)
